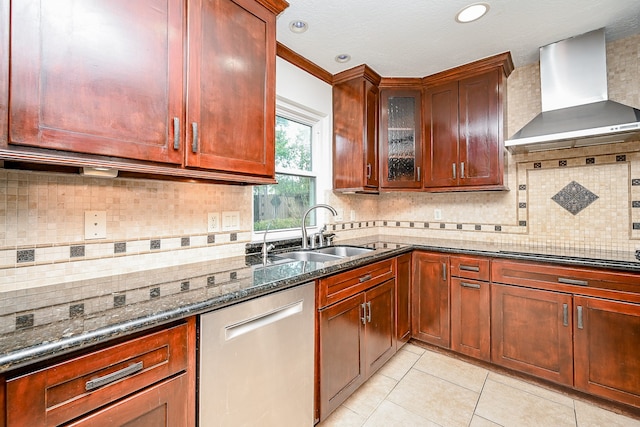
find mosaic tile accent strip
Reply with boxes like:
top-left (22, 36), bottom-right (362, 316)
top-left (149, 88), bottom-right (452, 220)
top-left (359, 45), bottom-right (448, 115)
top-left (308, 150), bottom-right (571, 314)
top-left (230, 233), bottom-right (238, 241)
top-left (519, 221), bottom-right (527, 226)
top-left (17, 249), bottom-right (35, 263)
top-left (519, 184), bottom-right (527, 190)
top-left (409, 222), bottom-right (414, 227)
top-left (633, 179), bottom-right (640, 186)
top-left (150, 239), bottom-right (161, 250)
top-left (633, 201), bottom-right (640, 208)
top-left (181, 281), bottom-right (190, 292)
top-left (207, 276), bottom-right (216, 287)
top-left (69, 303), bottom-right (84, 318)
top-left (230, 272), bottom-right (237, 280)
top-left (559, 160), bottom-right (567, 167)
top-left (495, 226), bottom-right (502, 231)
top-left (534, 162), bottom-right (541, 169)
top-left (424, 223), bottom-right (429, 228)
top-left (586, 157), bottom-right (595, 165)
top-left (456, 224), bottom-right (462, 230)
top-left (16, 314), bottom-right (34, 329)
top-left (634, 223), bottom-right (640, 230)
top-left (440, 223), bottom-right (445, 229)
top-left (519, 202), bottom-right (527, 208)
top-left (475, 225), bottom-right (481, 230)
top-left (207, 234), bottom-right (216, 244)
top-left (181, 237), bottom-right (190, 247)
top-left (551, 181), bottom-right (599, 215)
top-left (70, 245), bottom-right (85, 258)
top-left (114, 242), bottom-right (126, 254)
top-left (113, 294), bottom-right (126, 307)
top-left (616, 155), bottom-right (627, 162)
top-left (150, 287), bottom-right (160, 298)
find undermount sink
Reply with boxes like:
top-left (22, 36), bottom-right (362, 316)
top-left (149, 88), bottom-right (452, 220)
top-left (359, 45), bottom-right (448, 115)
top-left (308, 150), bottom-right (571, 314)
top-left (274, 246), bottom-right (374, 263)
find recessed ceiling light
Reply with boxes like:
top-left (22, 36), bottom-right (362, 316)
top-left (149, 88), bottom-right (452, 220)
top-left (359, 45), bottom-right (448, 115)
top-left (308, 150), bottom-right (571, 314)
top-left (289, 20), bottom-right (308, 33)
top-left (455, 3), bottom-right (489, 23)
top-left (335, 54), bottom-right (351, 63)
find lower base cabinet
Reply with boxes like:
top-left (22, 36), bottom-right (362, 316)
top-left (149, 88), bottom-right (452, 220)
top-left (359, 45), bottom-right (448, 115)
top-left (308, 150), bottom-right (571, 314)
top-left (574, 296), bottom-right (640, 408)
top-left (451, 277), bottom-right (490, 361)
top-left (411, 251), bottom-right (450, 347)
top-left (318, 259), bottom-right (396, 421)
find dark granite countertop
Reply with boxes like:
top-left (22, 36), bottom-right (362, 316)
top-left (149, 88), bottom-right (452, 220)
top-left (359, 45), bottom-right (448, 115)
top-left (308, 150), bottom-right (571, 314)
top-left (1, 236), bottom-right (639, 374)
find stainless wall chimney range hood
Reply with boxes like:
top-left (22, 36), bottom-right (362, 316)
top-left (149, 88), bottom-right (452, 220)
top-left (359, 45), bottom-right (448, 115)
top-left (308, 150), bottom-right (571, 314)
top-left (505, 29), bottom-right (640, 153)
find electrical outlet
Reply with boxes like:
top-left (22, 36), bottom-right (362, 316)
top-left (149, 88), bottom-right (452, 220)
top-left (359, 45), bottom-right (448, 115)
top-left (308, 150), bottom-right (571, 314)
top-left (207, 212), bottom-right (220, 232)
top-left (85, 211), bottom-right (107, 239)
top-left (434, 209), bottom-right (442, 220)
top-left (222, 211), bottom-right (240, 231)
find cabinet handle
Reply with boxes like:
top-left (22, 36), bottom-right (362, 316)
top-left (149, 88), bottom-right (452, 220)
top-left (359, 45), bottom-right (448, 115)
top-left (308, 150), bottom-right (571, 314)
top-left (417, 166), bottom-right (421, 181)
top-left (577, 306), bottom-right (584, 329)
top-left (359, 274), bottom-right (372, 283)
top-left (460, 162), bottom-right (465, 179)
top-left (562, 303), bottom-right (569, 326)
top-left (441, 263), bottom-right (447, 281)
top-left (459, 265), bottom-right (480, 272)
top-left (461, 282), bottom-right (480, 289)
top-left (361, 303), bottom-right (367, 325)
top-left (452, 163), bottom-right (456, 179)
top-left (85, 361), bottom-right (144, 391)
top-left (191, 122), bottom-right (199, 153)
top-left (366, 301), bottom-right (372, 323)
top-left (173, 117), bottom-right (180, 150)
top-left (558, 277), bottom-right (588, 286)
top-left (366, 163), bottom-right (372, 179)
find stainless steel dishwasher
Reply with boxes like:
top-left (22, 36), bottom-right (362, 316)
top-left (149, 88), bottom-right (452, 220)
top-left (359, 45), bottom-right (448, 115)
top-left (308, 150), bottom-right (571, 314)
top-left (198, 282), bottom-right (315, 426)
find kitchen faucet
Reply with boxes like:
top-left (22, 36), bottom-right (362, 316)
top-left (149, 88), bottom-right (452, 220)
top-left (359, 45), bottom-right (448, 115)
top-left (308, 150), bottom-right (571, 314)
top-left (301, 204), bottom-right (337, 250)
top-left (262, 223), bottom-right (275, 264)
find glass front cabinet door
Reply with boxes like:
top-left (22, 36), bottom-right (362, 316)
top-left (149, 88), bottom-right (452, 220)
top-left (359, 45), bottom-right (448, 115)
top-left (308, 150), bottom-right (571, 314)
top-left (380, 90), bottom-right (422, 189)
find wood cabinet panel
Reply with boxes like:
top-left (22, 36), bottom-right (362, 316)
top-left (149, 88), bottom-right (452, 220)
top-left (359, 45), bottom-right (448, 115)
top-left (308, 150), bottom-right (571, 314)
top-left (65, 374), bottom-right (190, 427)
top-left (450, 255), bottom-right (490, 281)
top-left (0, 0), bottom-right (7, 146)
top-left (9, 0), bottom-right (184, 165)
top-left (364, 279), bottom-right (396, 374)
top-left (451, 277), bottom-right (490, 361)
top-left (7, 322), bottom-right (190, 426)
top-left (396, 253), bottom-right (412, 344)
top-left (185, 0), bottom-right (275, 177)
top-left (319, 292), bottom-right (366, 420)
top-left (333, 65), bottom-right (381, 193)
top-left (491, 284), bottom-right (574, 385)
top-left (411, 251), bottom-right (450, 347)
top-left (424, 81), bottom-right (459, 188)
top-left (574, 296), bottom-right (640, 408)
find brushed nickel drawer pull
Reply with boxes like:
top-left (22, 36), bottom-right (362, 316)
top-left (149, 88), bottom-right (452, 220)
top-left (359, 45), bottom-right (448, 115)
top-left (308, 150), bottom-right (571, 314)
top-left (442, 263), bottom-right (447, 281)
top-left (417, 166), bottom-right (421, 181)
top-left (85, 361), bottom-right (143, 391)
top-left (558, 277), bottom-right (588, 286)
top-left (173, 117), bottom-right (180, 150)
top-left (191, 122), bottom-right (199, 153)
top-left (461, 282), bottom-right (480, 289)
top-left (361, 303), bottom-right (367, 325)
top-left (459, 265), bottom-right (480, 272)
top-left (577, 306), bottom-right (584, 329)
top-left (461, 162), bottom-right (465, 179)
top-left (366, 163), bottom-right (372, 179)
top-left (452, 163), bottom-right (456, 179)
top-left (562, 303), bottom-right (569, 326)
top-left (366, 301), bottom-right (372, 323)
top-left (359, 274), bottom-right (372, 283)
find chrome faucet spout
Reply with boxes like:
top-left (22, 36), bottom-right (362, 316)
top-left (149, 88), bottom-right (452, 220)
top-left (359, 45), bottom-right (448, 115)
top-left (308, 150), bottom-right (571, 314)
top-left (301, 204), bottom-right (338, 249)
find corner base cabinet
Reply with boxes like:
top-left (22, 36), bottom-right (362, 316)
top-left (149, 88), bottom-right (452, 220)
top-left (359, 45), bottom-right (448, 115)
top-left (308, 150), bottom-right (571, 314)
top-left (318, 259), bottom-right (396, 421)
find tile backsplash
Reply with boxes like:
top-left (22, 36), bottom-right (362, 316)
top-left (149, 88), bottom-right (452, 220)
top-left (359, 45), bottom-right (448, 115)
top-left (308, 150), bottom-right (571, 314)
top-left (1, 34), bottom-right (639, 292)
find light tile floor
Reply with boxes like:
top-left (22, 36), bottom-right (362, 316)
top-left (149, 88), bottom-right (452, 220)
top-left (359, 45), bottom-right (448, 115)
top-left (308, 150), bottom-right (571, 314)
top-left (318, 343), bottom-right (640, 427)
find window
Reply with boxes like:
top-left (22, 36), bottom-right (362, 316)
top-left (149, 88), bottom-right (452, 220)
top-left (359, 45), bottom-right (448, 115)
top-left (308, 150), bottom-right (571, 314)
top-left (253, 115), bottom-right (317, 232)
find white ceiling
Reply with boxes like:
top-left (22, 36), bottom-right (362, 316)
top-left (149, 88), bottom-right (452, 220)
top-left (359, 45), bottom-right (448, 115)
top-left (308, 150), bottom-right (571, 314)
top-left (276, 0), bottom-right (640, 77)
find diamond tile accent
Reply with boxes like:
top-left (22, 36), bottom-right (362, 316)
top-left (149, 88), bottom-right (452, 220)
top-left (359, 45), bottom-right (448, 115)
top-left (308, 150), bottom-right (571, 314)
top-left (552, 181), bottom-right (599, 215)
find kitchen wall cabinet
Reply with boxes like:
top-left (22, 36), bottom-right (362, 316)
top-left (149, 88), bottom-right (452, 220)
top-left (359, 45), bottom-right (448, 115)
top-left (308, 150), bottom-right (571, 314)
top-left (333, 65), bottom-right (381, 193)
top-left (5, 319), bottom-right (196, 426)
top-left (379, 89), bottom-right (422, 189)
top-left (411, 251), bottom-right (450, 348)
top-left (2, 0), bottom-right (286, 184)
top-left (396, 253), bottom-right (412, 344)
top-left (423, 53), bottom-right (513, 191)
top-left (317, 258), bottom-right (396, 420)
top-left (450, 255), bottom-right (491, 361)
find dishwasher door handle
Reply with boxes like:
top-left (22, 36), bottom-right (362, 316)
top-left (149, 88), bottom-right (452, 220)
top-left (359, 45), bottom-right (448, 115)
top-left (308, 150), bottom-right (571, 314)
top-left (225, 299), bottom-right (304, 340)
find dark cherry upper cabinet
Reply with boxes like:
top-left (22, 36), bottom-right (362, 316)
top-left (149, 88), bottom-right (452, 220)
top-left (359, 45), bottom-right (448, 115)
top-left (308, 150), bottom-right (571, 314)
top-left (0, 0), bottom-right (8, 146)
top-left (423, 53), bottom-right (513, 191)
top-left (491, 283), bottom-right (574, 386)
top-left (574, 296), bottom-right (640, 408)
top-left (333, 65), bottom-right (381, 193)
top-left (185, 0), bottom-right (277, 177)
top-left (411, 251), bottom-right (450, 348)
top-left (9, 0), bottom-right (185, 165)
top-left (3, 0), bottom-right (287, 184)
top-left (379, 88), bottom-right (422, 189)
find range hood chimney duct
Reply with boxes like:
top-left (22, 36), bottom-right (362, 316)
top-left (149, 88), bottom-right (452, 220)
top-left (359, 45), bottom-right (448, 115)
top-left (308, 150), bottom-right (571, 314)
top-left (505, 29), bottom-right (640, 153)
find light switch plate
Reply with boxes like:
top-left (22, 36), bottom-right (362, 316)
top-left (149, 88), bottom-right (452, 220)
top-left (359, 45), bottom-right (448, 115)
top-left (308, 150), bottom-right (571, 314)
top-left (85, 211), bottom-right (107, 239)
top-left (222, 211), bottom-right (240, 231)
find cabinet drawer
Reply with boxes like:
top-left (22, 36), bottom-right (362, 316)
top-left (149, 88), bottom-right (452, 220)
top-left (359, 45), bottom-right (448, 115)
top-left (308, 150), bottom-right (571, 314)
top-left (319, 259), bottom-right (395, 308)
top-left (492, 259), bottom-right (640, 299)
top-left (450, 255), bottom-right (490, 281)
top-left (7, 322), bottom-right (189, 426)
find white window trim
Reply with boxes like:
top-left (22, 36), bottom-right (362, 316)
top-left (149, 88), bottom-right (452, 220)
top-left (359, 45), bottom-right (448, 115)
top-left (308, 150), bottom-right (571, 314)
top-left (252, 96), bottom-right (330, 242)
